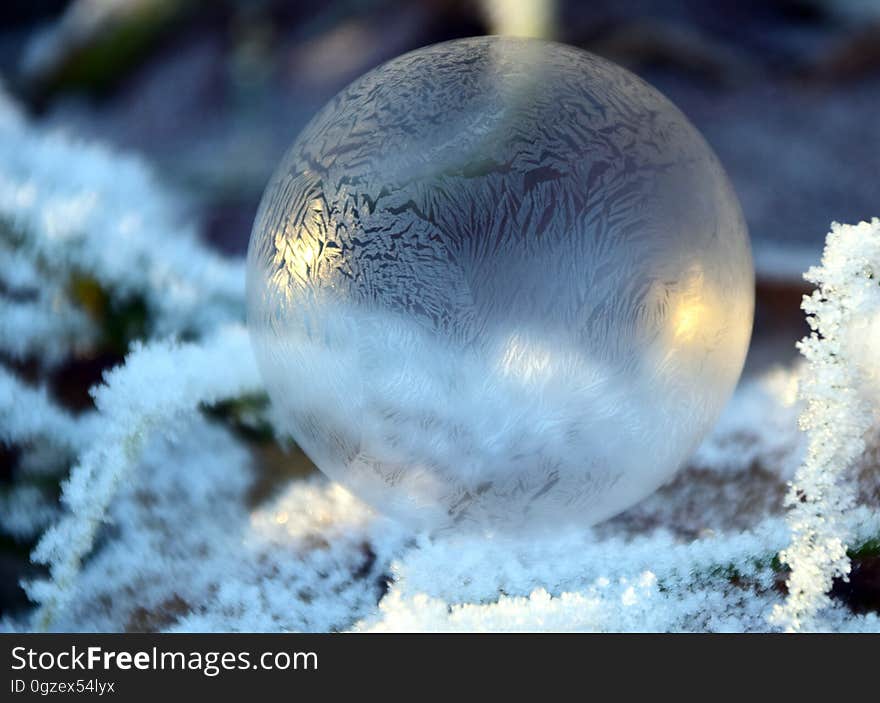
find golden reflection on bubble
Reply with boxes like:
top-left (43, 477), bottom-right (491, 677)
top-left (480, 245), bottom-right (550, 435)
top-left (658, 262), bottom-right (752, 383)
top-left (637, 264), bottom-right (724, 381)
top-left (672, 296), bottom-right (708, 344)
top-left (270, 198), bottom-right (327, 300)
top-left (669, 266), bottom-right (714, 345)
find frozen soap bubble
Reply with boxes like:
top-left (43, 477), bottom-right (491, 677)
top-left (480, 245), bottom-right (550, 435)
top-left (247, 36), bottom-right (753, 534)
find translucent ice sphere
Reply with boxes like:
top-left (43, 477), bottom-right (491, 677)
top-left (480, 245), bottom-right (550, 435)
top-left (247, 36), bottom-right (753, 534)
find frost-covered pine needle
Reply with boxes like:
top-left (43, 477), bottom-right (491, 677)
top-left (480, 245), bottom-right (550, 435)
top-left (28, 326), bottom-right (262, 630)
top-left (771, 218), bottom-right (880, 632)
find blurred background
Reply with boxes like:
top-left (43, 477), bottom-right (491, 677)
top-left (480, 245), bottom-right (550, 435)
top-left (2, 0), bottom-right (880, 358)
top-left (1, 0), bottom-right (880, 616)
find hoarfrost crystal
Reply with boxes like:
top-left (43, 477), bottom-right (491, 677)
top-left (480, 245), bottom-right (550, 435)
top-left (247, 37), bottom-right (753, 533)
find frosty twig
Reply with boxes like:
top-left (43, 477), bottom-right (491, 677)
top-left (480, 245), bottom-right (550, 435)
top-left (771, 218), bottom-right (880, 632)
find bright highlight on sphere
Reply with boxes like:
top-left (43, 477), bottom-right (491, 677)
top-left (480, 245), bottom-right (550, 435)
top-left (247, 36), bottom-right (754, 534)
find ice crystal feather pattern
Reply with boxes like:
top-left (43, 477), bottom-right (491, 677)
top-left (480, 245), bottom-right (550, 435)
top-left (247, 37), bottom-right (754, 533)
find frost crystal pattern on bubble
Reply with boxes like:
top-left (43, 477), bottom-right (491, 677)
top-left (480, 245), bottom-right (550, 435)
top-left (247, 37), bottom-right (754, 533)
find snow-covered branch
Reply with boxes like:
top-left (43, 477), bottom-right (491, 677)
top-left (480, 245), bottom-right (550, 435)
top-left (771, 218), bottom-right (880, 631)
top-left (28, 325), bottom-right (262, 630)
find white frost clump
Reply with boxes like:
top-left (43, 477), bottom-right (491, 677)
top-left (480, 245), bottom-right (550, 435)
top-left (0, 87), bottom-right (243, 364)
top-left (1, 92), bottom-right (879, 632)
top-left (28, 326), bottom-right (262, 630)
top-left (49, 419), bottom-right (407, 633)
top-left (772, 219), bottom-right (880, 632)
